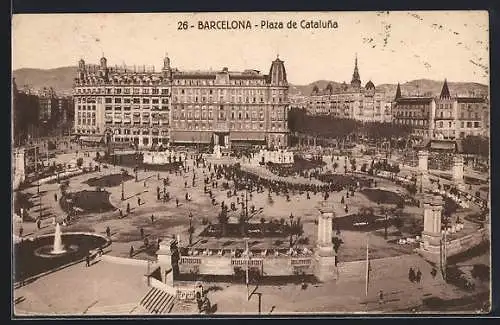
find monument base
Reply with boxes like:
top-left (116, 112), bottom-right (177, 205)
top-left (315, 251), bottom-right (337, 282)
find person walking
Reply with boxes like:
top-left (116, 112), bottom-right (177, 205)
top-left (36, 218), bottom-right (41, 230)
top-left (129, 245), bottom-right (134, 258)
top-left (416, 268), bottom-right (422, 284)
top-left (19, 226), bottom-right (23, 238)
top-left (176, 198), bottom-right (179, 207)
top-left (409, 267), bottom-right (415, 283)
top-left (54, 193), bottom-right (58, 202)
top-left (151, 214), bottom-right (155, 224)
top-left (106, 226), bottom-right (111, 238)
top-left (140, 227), bottom-right (144, 239)
top-left (378, 290), bottom-right (384, 305)
top-left (85, 254), bottom-right (90, 267)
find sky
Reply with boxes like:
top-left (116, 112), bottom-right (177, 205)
top-left (12, 11), bottom-right (489, 85)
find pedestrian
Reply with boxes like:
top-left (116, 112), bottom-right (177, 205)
top-left (341, 196), bottom-right (345, 204)
top-left (119, 209), bottom-right (123, 217)
top-left (151, 214), bottom-right (154, 224)
top-left (409, 267), bottom-right (415, 283)
top-left (127, 203), bottom-right (131, 214)
top-left (106, 226), bottom-right (111, 237)
top-left (140, 227), bottom-right (144, 239)
top-left (129, 245), bottom-right (134, 258)
top-left (144, 180), bottom-right (146, 187)
top-left (19, 226), bottom-right (23, 237)
top-left (431, 268), bottom-right (437, 279)
top-left (85, 254), bottom-right (90, 267)
top-left (54, 193), bottom-right (58, 202)
top-left (185, 193), bottom-right (189, 201)
top-left (378, 290), bottom-right (384, 304)
top-left (416, 268), bottom-right (422, 283)
top-left (176, 198), bottom-right (179, 207)
top-left (36, 218), bottom-right (41, 229)
top-left (137, 197), bottom-right (141, 206)
top-left (185, 181), bottom-right (187, 188)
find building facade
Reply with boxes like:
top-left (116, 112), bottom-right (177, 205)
top-left (393, 80), bottom-right (489, 140)
top-left (73, 56), bottom-right (171, 146)
top-left (306, 56), bottom-right (392, 122)
top-left (73, 55), bottom-right (290, 148)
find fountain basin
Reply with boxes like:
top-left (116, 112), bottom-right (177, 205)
top-left (14, 232), bottom-right (111, 283)
top-left (34, 244), bottom-right (79, 258)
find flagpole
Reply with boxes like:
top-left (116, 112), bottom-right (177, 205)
top-left (365, 236), bottom-right (369, 297)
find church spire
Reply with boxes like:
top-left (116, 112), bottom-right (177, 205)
top-left (351, 53), bottom-right (361, 88)
top-left (440, 79), bottom-right (451, 99)
top-left (395, 82), bottom-right (402, 100)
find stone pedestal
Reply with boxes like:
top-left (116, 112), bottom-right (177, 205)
top-left (452, 156), bottom-right (464, 185)
top-left (315, 207), bottom-right (337, 281)
top-left (157, 239), bottom-right (176, 286)
top-left (419, 195), bottom-right (444, 263)
top-left (418, 150), bottom-right (429, 172)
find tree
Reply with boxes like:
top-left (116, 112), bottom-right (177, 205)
top-left (462, 135), bottom-right (489, 158)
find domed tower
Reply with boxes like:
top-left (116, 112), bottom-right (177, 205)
top-left (268, 55), bottom-right (287, 86)
top-left (100, 55), bottom-right (107, 70)
top-left (78, 58), bottom-right (86, 79)
top-left (162, 53), bottom-right (171, 78)
top-left (99, 55), bottom-right (108, 79)
top-left (350, 54), bottom-right (361, 89)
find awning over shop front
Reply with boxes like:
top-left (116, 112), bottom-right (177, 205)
top-left (171, 131), bottom-right (212, 143)
top-left (80, 136), bottom-right (103, 143)
top-left (230, 132), bottom-right (266, 141)
top-left (430, 140), bottom-right (456, 150)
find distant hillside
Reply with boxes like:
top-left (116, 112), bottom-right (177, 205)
top-left (13, 67), bottom-right (77, 96)
top-left (12, 67), bottom-right (488, 99)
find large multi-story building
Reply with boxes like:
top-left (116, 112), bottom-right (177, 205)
top-left (73, 56), bottom-right (171, 146)
top-left (73, 55), bottom-right (290, 148)
top-left (306, 56), bottom-right (392, 122)
top-left (393, 80), bottom-right (489, 140)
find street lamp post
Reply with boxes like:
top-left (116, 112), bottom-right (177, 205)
top-left (121, 172), bottom-right (125, 201)
top-left (289, 213), bottom-right (294, 247)
top-left (188, 212), bottom-right (193, 246)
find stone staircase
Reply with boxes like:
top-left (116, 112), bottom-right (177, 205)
top-left (139, 287), bottom-right (176, 314)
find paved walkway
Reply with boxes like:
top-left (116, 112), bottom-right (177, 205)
top-left (14, 259), bottom-right (149, 316)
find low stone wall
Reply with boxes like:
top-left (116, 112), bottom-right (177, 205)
top-left (101, 255), bottom-right (150, 267)
top-left (417, 227), bottom-right (489, 264)
top-left (178, 255), bottom-right (314, 276)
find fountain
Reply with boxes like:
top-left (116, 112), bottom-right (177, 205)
top-left (51, 223), bottom-right (66, 255)
top-left (33, 222), bottom-right (79, 259)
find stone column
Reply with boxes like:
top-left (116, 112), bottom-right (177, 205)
top-left (418, 150), bottom-right (429, 172)
top-left (315, 207), bottom-right (337, 281)
top-left (156, 239), bottom-right (176, 286)
top-left (419, 195), bottom-right (443, 262)
top-left (452, 156), bottom-right (464, 185)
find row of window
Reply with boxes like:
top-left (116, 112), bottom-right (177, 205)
top-left (76, 88), bottom-right (169, 95)
top-left (172, 96), bottom-right (285, 104)
top-left (436, 121), bottom-right (481, 128)
top-left (172, 79), bottom-right (266, 87)
top-left (172, 121), bottom-right (286, 130)
top-left (77, 119), bottom-right (96, 126)
top-left (104, 106), bottom-right (169, 111)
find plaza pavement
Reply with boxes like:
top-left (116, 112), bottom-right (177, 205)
top-left (13, 149), bottom-right (490, 314)
top-left (14, 259), bottom-right (150, 316)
